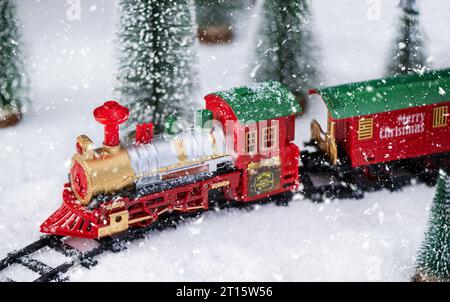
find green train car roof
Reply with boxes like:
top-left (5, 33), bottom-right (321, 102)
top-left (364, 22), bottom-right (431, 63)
top-left (213, 81), bottom-right (302, 124)
top-left (313, 69), bottom-right (450, 119)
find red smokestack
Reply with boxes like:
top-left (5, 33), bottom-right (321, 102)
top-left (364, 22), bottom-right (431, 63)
top-left (93, 101), bottom-right (129, 147)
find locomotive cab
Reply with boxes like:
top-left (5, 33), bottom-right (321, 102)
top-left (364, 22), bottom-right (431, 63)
top-left (205, 81), bottom-right (301, 202)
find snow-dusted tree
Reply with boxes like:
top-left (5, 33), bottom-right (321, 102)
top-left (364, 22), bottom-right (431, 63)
top-left (195, 0), bottom-right (245, 43)
top-left (251, 0), bottom-right (319, 101)
top-left (415, 170), bottom-right (450, 282)
top-left (386, 0), bottom-right (427, 76)
top-left (116, 0), bottom-right (197, 132)
top-left (0, 0), bottom-right (28, 128)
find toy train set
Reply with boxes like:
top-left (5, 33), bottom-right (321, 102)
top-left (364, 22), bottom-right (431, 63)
top-left (39, 69), bottom-right (450, 240)
top-left (1, 69), bottom-right (450, 282)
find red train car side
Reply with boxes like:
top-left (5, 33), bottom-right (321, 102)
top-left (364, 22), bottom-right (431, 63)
top-left (311, 69), bottom-right (450, 167)
top-left (205, 81), bottom-right (301, 201)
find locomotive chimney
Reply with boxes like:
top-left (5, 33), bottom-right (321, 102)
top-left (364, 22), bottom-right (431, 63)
top-left (93, 101), bottom-right (129, 148)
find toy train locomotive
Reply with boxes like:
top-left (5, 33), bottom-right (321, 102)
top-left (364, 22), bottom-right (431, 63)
top-left (41, 69), bottom-right (450, 239)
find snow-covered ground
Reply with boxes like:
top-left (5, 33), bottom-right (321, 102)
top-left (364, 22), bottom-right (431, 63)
top-left (1, 0), bottom-right (449, 281)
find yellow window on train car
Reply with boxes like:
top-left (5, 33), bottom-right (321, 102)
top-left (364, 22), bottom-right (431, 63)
top-left (433, 106), bottom-right (448, 128)
top-left (358, 118), bottom-right (374, 140)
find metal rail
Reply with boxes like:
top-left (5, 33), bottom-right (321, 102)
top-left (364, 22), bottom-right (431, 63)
top-left (0, 210), bottom-right (191, 282)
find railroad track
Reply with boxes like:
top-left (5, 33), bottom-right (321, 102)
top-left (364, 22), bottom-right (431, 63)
top-left (0, 211), bottom-right (195, 282)
top-left (0, 151), bottom-right (438, 282)
top-left (0, 194), bottom-right (289, 282)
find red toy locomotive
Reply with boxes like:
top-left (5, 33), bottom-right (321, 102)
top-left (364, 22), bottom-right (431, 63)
top-left (41, 81), bottom-right (300, 238)
top-left (41, 69), bottom-right (450, 239)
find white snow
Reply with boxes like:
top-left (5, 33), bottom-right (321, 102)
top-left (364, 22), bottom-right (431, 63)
top-left (1, 0), bottom-right (449, 281)
top-left (67, 188), bottom-right (433, 282)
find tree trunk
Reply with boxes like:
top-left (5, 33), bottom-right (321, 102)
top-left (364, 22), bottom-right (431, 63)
top-left (412, 272), bottom-right (449, 282)
top-left (197, 25), bottom-right (233, 44)
top-left (0, 109), bottom-right (21, 128)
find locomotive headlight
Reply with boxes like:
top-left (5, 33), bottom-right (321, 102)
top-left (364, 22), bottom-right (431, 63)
top-left (70, 159), bottom-right (90, 202)
top-left (69, 143), bottom-right (136, 205)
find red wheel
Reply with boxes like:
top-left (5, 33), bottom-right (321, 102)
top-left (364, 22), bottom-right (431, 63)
top-left (133, 205), bottom-right (159, 228)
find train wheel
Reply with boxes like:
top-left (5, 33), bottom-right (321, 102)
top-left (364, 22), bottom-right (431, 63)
top-left (134, 217), bottom-right (156, 228)
top-left (134, 206), bottom-right (159, 228)
top-left (273, 191), bottom-right (294, 206)
top-left (417, 170), bottom-right (438, 187)
top-left (310, 192), bottom-right (323, 203)
top-left (352, 188), bottom-right (364, 199)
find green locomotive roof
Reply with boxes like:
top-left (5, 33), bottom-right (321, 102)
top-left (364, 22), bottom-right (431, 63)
top-left (212, 81), bottom-right (302, 124)
top-left (313, 69), bottom-right (450, 119)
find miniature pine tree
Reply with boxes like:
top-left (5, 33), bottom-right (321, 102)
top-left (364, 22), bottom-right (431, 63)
top-left (195, 0), bottom-right (244, 44)
top-left (116, 0), bottom-right (197, 133)
top-left (251, 0), bottom-right (319, 100)
top-left (386, 0), bottom-right (428, 76)
top-left (0, 0), bottom-right (28, 128)
top-left (415, 170), bottom-right (450, 282)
